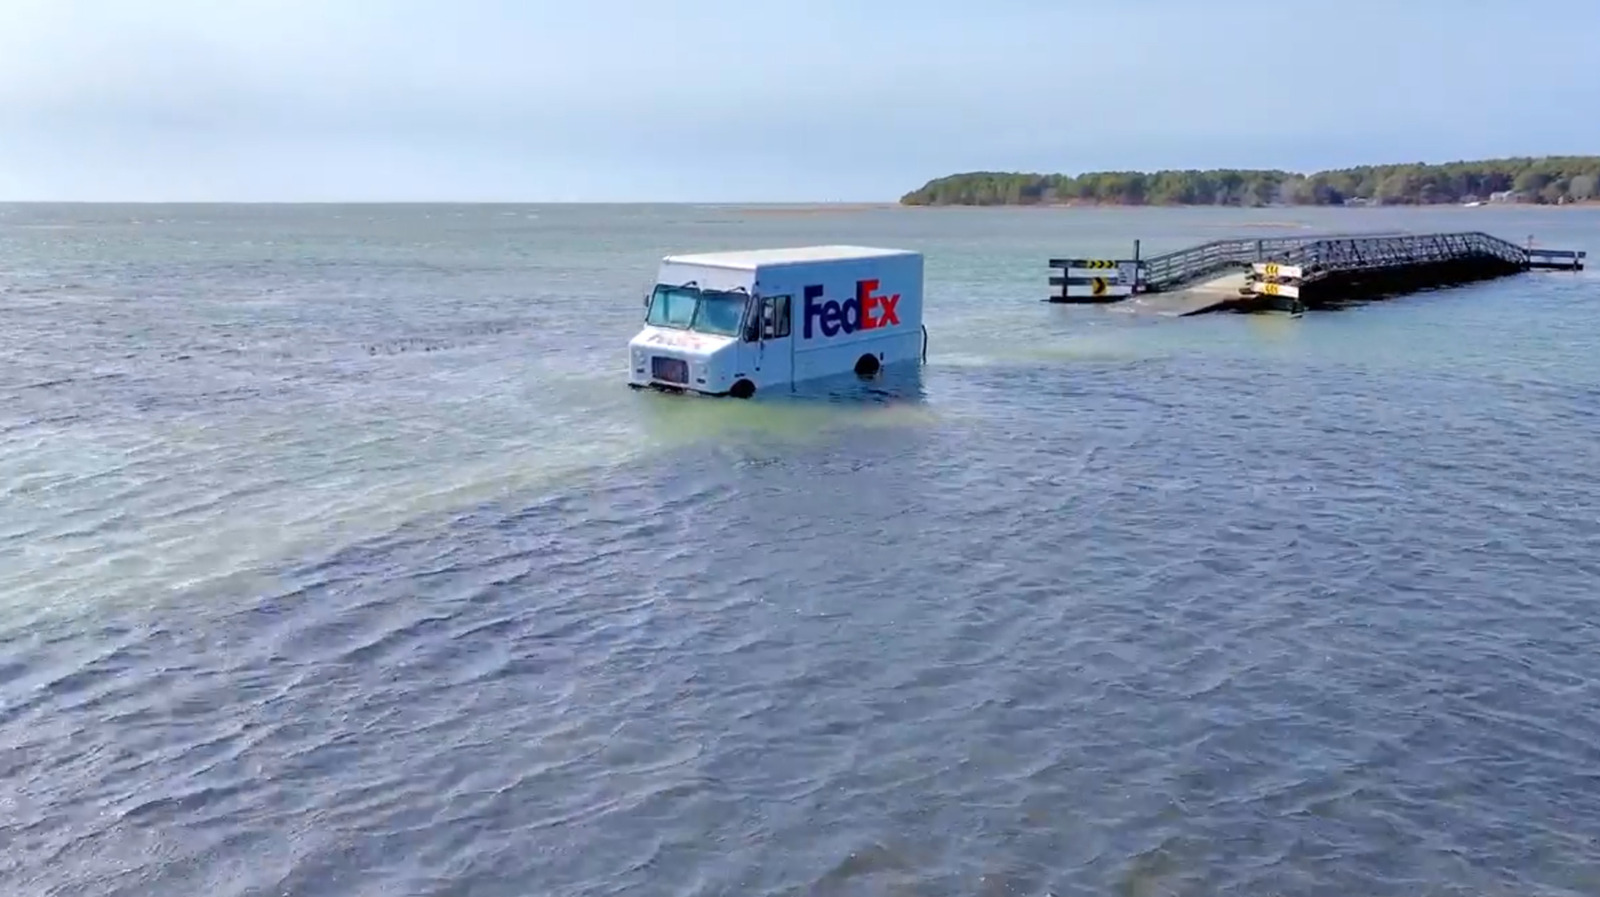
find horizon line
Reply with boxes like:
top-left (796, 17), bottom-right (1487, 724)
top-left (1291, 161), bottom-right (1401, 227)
top-left (0, 199), bottom-right (903, 206)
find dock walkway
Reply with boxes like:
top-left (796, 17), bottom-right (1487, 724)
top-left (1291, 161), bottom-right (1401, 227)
top-left (1049, 230), bottom-right (1586, 314)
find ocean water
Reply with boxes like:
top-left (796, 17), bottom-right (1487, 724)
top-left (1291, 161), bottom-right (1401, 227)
top-left (3, 202), bottom-right (1599, 896)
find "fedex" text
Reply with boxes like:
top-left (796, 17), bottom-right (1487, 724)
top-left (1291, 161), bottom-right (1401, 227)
top-left (802, 279), bottom-right (901, 340)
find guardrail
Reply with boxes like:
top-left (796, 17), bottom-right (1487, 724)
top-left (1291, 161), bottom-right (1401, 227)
top-left (1527, 247), bottom-right (1587, 270)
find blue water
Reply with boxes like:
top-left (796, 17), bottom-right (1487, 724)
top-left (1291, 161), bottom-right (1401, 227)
top-left (3, 202), bottom-right (1600, 896)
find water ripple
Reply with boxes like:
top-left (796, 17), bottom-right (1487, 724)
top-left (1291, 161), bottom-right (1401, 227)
top-left (6, 204), bottom-right (1600, 896)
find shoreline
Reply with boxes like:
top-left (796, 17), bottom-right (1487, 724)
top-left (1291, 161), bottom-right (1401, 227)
top-left (900, 157), bottom-right (1600, 210)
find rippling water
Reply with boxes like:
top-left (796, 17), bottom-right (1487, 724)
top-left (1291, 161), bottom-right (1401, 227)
top-left (4, 202), bottom-right (1600, 896)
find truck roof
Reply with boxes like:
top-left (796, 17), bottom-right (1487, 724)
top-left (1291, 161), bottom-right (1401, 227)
top-left (661, 245), bottom-right (918, 270)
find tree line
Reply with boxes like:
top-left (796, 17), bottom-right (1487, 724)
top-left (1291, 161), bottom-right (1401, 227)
top-left (899, 157), bottom-right (1600, 207)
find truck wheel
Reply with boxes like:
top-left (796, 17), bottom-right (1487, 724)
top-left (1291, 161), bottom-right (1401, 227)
top-left (729, 379), bottom-right (756, 399)
top-left (854, 354), bottom-right (881, 377)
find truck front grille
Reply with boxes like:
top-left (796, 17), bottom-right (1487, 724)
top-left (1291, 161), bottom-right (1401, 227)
top-left (651, 356), bottom-right (689, 384)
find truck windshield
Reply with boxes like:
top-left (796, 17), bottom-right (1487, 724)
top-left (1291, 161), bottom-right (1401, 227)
top-left (645, 285), bottom-right (747, 337)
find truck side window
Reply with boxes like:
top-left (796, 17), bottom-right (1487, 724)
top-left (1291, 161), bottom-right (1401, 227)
top-left (761, 295), bottom-right (791, 339)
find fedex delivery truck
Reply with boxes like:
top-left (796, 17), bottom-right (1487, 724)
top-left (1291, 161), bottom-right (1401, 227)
top-left (627, 245), bottom-right (926, 398)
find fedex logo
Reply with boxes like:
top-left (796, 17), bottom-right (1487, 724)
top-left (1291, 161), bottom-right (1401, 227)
top-left (802, 279), bottom-right (901, 340)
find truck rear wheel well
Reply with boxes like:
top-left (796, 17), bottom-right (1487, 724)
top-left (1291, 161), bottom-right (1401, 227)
top-left (853, 354), bottom-right (881, 377)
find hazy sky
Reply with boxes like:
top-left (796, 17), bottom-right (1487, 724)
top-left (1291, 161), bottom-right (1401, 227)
top-left (1, 0), bottom-right (1595, 201)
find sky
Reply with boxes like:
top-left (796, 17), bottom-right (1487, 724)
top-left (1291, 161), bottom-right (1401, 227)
top-left (1, 0), bottom-right (1596, 202)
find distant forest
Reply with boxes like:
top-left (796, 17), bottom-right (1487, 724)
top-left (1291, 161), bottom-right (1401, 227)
top-left (899, 156), bottom-right (1600, 207)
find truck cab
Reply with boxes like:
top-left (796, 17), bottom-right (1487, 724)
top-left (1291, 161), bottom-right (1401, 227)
top-left (627, 245), bottom-right (925, 399)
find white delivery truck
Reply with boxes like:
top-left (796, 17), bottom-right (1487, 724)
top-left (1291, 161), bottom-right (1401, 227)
top-left (627, 245), bottom-right (926, 398)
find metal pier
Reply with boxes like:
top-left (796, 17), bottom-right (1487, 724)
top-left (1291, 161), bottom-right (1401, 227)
top-left (1049, 231), bottom-right (1585, 313)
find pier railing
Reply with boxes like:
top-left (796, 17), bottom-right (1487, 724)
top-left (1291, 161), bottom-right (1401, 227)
top-left (1051, 229), bottom-right (1583, 304)
top-left (1137, 231), bottom-right (1406, 291)
top-left (1285, 231), bottom-right (1529, 280)
top-left (1138, 230), bottom-right (1556, 292)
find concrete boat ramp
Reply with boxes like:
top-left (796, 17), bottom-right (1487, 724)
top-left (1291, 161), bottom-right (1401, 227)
top-left (1105, 272), bottom-right (1255, 317)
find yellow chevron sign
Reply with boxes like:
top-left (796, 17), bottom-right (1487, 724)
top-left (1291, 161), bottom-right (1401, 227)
top-left (1252, 261), bottom-right (1303, 279)
top-left (1252, 281), bottom-right (1300, 298)
top-left (1077, 259), bottom-right (1117, 270)
top-left (1092, 277), bottom-right (1108, 296)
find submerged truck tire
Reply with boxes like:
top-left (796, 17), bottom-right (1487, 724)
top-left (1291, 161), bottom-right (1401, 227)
top-left (853, 353), bottom-right (881, 377)
top-left (729, 379), bottom-right (756, 399)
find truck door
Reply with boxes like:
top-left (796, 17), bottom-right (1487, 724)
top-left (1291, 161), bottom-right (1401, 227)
top-left (746, 293), bottom-right (794, 388)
